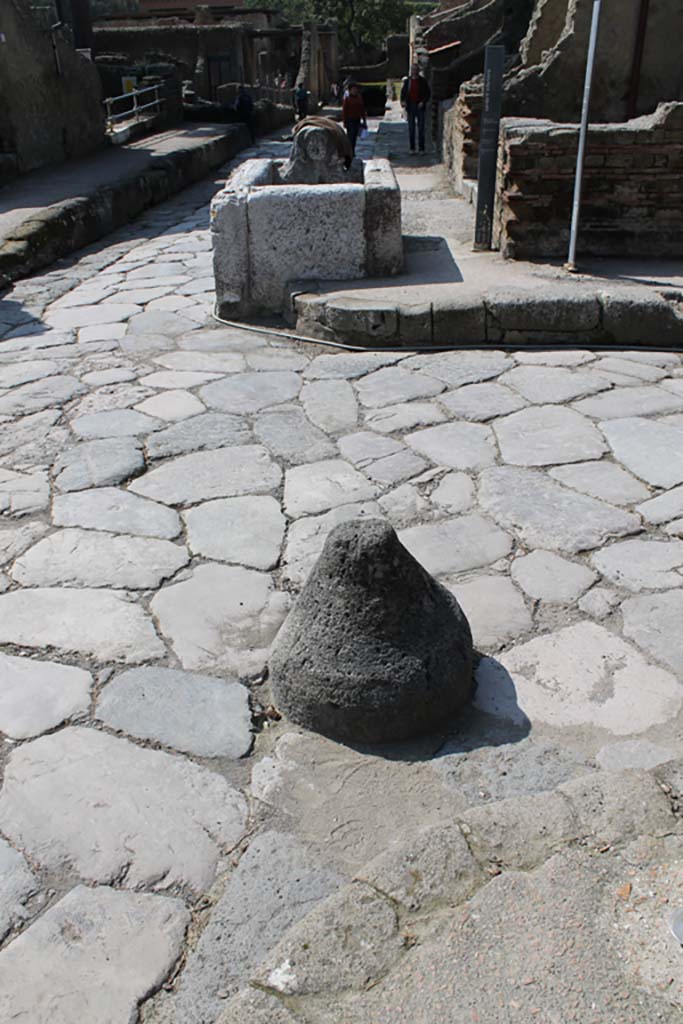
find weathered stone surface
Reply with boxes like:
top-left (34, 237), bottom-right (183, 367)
top-left (52, 487), bottom-right (181, 538)
top-left (0, 839), bottom-right (37, 942)
top-left (479, 467), bottom-right (641, 553)
top-left (445, 575), bottom-right (531, 650)
top-left (214, 989), bottom-right (299, 1024)
top-left (0, 375), bottom-right (84, 417)
top-left (0, 588), bottom-right (165, 663)
top-left (0, 885), bottom-right (189, 1024)
top-left (127, 310), bottom-right (196, 336)
top-left (403, 350), bottom-right (513, 387)
top-left (0, 728), bottom-right (247, 891)
top-left (494, 405), bottom-right (606, 466)
top-left (439, 382), bottom-right (527, 420)
top-left (71, 408), bottom-right (161, 439)
top-left (406, 422), bottom-right (496, 470)
top-left (246, 348), bottom-right (310, 372)
top-left (97, 667), bottom-right (252, 758)
top-left (482, 622), bottom-right (682, 734)
top-left (155, 350), bottom-right (246, 373)
top-left (0, 359), bottom-right (59, 389)
top-left (0, 467), bottom-right (49, 514)
top-left (54, 437), bottom-right (144, 492)
top-left (183, 496), bottom-right (285, 569)
top-left (140, 369), bottom-right (222, 389)
top-left (283, 502), bottom-right (382, 585)
top-left (578, 585), bottom-right (621, 619)
top-left (170, 832), bottom-right (343, 1024)
top-left (549, 460), bottom-right (650, 505)
top-left (0, 652), bottom-right (91, 739)
top-left (597, 739), bottom-right (676, 772)
top-left (152, 563), bottom-right (289, 676)
top-left (284, 459), bottom-right (377, 517)
top-left (364, 400), bottom-right (446, 433)
top-left (622, 590), bottom-right (683, 674)
top-left (81, 367), bottom-right (137, 386)
top-left (0, 521), bottom-right (49, 565)
top-left (145, 411), bottom-right (251, 459)
top-left (600, 417), bottom-right (683, 487)
top-left (200, 371), bottom-right (301, 413)
top-left (11, 528), bottom-right (188, 588)
top-left (593, 356), bottom-right (666, 382)
top-left (270, 519), bottom-right (473, 743)
top-left (637, 484), bottom-right (683, 524)
top-left (129, 445), bottom-right (281, 506)
top-left (500, 365), bottom-right (609, 404)
top-left (301, 379), bottom-right (358, 433)
top-left (400, 514), bottom-right (512, 576)
top-left (303, 351), bottom-right (403, 380)
top-left (511, 550), bottom-right (596, 602)
top-left (431, 472), bottom-right (475, 513)
top-left (46, 302), bottom-right (141, 330)
top-left (592, 539), bottom-right (683, 591)
top-left (0, 409), bottom-right (61, 459)
top-left (135, 389), bottom-right (205, 421)
top-left (254, 406), bottom-right (335, 464)
top-left (355, 367), bottom-right (445, 408)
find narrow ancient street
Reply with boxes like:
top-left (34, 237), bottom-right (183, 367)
top-left (2, 119), bottom-right (683, 1023)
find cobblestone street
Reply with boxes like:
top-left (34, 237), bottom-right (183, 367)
top-left (3, 126), bottom-right (683, 1023)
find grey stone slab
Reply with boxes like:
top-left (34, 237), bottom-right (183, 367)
top-left (0, 727), bottom-right (248, 892)
top-left (129, 445), bottom-right (281, 506)
top-left (135, 389), bottom-right (205, 420)
top-left (145, 412), bottom-right (251, 460)
top-left (480, 621), bottom-right (681, 734)
top-left (54, 437), bottom-right (144, 492)
top-left (0, 467), bottom-right (49, 515)
top-left (666, 518), bottom-right (683, 537)
top-left (254, 406), bottom-right (335, 464)
top-left (592, 539), bottom-right (683, 591)
top-left (399, 515), bottom-right (512, 577)
top-left (301, 380), bottom-right (359, 433)
top-left (246, 348), bottom-right (310, 372)
top-left (127, 310), bottom-right (197, 336)
top-left (439, 382), bottom-right (527, 421)
top-left (362, 449), bottom-right (428, 485)
top-left (494, 405), bottom-right (606, 466)
top-left (303, 351), bottom-right (403, 379)
top-left (11, 528), bottom-right (188, 589)
top-left (600, 417), bottom-right (683, 488)
top-left (81, 367), bottom-right (137, 386)
top-left (97, 667), bottom-right (252, 758)
top-left (213, 989), bottom-right (299, 1024)
top-left (479, 466), bottom-right (641, 553)
top-left (592, 356), bottom-right (666, 382)
top-left (52, 487), bottom-right (181, 538)
top-left (170, 832), bottom-right (343, 1024)
top-left (152, 563), bottom-right (290, 676)
top-left (178, 326), bottom-right (268, 352)
top-left (0, 839), bottom-right (37, 942)
top-left (154, 350), bottom-right (246, 373)
top-left (0, 652), bottom-right (91, 739)
top-left (574, 386), bottom-right (683, 419)
top-left (0, 588), bottom-right (165, 663)
top-left (364, 400), bottom-right (447, 433)
top-left (0, 521), bottom-right (49, 566)
top-left (200, 371), bottom-right (301, 413)
top-left (431, 472), bottom-right (475, 513)
top-left (72, 383), bottom-right (152, 417)
top-left (637, 484), bottom-right (683, 524)
top-left (71, 408), bottom-right (162, 438)
top-left (402, 350), bottom-right (513, 387)
top-left (283, 502), bottom-right (382, 586)
top-left (445, 575), bottom-right (531, 650)
top-left (549, 460), bottom-right (650, 505)
top-left (511, 550), bottom-right (596, 603)
top-left (500, 365), bottom-right (609, 404)
top-left (0, 375), bottom-right (84, 417)
top-left (338, 431), bottom-right (402, 467)
top-left (596, 739), bottom-right (676, 772)
top-left (0, 359), bottom-right (59, 389)
top-left (0, 409), bottom-right (60, 458)
top-left (355, 366), bottom-right (445, 408)
top-left (45, 303), bottom-right (142, 330)
top-left (623, 590), bottom-right (683, 674)
top-left (0, 885), bottom-right (189, 1024)
top-left (577, 585), bottom-right (621, 619)
top-left (405, 422), bottom-right (496, 471)
top-left (514, 349), bottom-right (596, 366)
top-left (140, 369), bottom-right (223, 388)
top-left (183, 496), bottom-right (285, 570)
top-left (284, 459), bottom-right (378, 518)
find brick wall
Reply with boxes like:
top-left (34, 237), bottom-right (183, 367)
top-left (492, 102), bottom-right (683, 260)
top-left (442, 81), bottom-right (482, 192)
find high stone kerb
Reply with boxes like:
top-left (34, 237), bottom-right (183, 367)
top-left (269, 518), bottom-right (474, 743)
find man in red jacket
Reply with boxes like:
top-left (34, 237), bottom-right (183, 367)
top-left (342, 82), bottom-right (367, 156)
top-left (400, 64), bottom-right (431, 153)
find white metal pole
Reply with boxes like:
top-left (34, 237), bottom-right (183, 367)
top-left (566, 0), bottom-right (602, 272)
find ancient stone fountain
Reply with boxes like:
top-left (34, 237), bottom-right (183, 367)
top-left (211, 121), bottom-right (403, 320)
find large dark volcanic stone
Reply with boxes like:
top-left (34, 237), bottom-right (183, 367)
top-left (269, 518), bottom-right (474, 743)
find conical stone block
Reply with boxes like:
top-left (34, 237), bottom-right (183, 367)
top-left (269, 519), bottom-right (474, 743)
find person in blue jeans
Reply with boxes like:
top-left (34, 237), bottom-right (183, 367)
top-left (400, 65), bottom-right (431, 153)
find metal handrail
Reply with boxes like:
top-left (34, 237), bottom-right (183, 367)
top-left (104, 84), bottom-right (165, 132)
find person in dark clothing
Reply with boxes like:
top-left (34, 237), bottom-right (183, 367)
top-left (293, 82), bottom-right (310, 121)
top-left (342, 82), bottom-right (367, 155)
top-left (400, 65), bottom-right (431, 153)
top-left (234, 85), bottom-right (255, 143)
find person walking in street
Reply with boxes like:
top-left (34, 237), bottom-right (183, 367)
top-left (401, 64), bottom-right (431, 154)
top-left (293, 82), bottom-right (311, 122)
top-left (342, 81), bottom-right (367, 156)
top-left (234, 85), bottom-right (255, 144)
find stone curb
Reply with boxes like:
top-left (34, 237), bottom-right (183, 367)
top-left (291, 281), bottom-right (683, 348)
top-left (0, 127), bottom-right (252, 290)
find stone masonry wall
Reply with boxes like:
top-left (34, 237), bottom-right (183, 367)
top-left (492, 102), bottom-right (683, 259)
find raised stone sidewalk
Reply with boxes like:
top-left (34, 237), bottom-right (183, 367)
top-left (2, 121), bottom-right (683, 1024)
